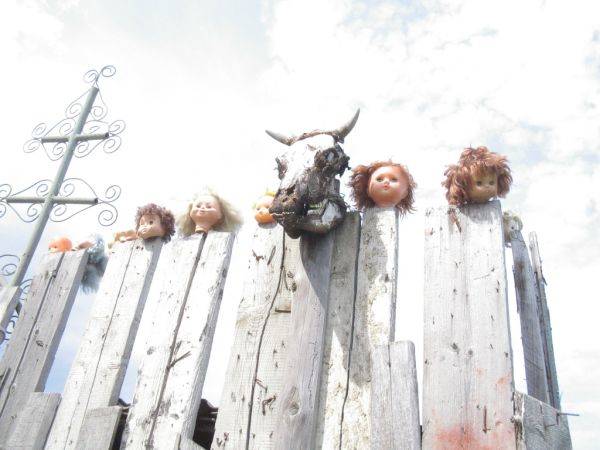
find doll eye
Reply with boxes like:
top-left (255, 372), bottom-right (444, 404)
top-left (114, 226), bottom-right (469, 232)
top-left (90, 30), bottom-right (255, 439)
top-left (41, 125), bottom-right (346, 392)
top-left (376, 177), bottom-right (383, 182)
top-left (149, 220), bottom-right (154, 224)
top-left (489, 180), bottom-right (495, 186)
top-left (476, 181), bottom-right (483, 186)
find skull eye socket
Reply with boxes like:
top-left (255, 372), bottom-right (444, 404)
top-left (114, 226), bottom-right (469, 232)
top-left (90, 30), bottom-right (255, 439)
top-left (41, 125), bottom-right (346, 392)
top-left (276, 157), bottom-right (287, 180)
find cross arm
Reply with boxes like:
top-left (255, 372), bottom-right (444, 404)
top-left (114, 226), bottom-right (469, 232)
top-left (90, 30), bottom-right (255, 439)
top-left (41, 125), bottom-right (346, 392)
top-left (4, 196), bottom-right (98, 205)
top-left (40, 132), bottom-right (109, 144)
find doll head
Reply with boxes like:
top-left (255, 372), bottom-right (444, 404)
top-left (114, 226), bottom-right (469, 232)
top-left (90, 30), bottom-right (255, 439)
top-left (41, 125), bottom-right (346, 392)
top-left (49, 237), bottom-right (73, 253)
top-left (442, 146), bottom-right (512, 205)
top-left (349, 161), bottom-right (416, 214)
top-left (254, 192), bottom-right (276, 225)
top-left (135, 203), bottom-right (176, 242)
top-left (177, 188), bottom-right (243, 236)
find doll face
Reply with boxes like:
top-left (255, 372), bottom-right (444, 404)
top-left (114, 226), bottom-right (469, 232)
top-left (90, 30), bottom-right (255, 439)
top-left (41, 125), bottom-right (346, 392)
top-left (254, 195), bottom-right (275, 224)
top-left (467, 169), bottom-right (498, 203)
top-left (367, 165), bottom-right (409, 208)
top-left (137, 213), bottom-right (166, 240)
top-left (49, 237), bottom-right (72, 253)
top-left (190, 195), bottom-right (223, 232)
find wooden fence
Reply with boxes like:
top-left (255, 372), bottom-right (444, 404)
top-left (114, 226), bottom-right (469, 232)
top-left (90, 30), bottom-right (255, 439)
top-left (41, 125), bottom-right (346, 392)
top-left (0, 201), bottom-right (571, 449)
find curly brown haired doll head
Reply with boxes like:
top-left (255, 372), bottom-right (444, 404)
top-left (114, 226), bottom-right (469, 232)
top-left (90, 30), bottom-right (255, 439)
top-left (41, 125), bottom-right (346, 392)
top-left (442, 146), bottom-right (512, 205)
top-left (135, 203), bottom-right (176, 242)
top-left (348, 161), bottom-right (417, 215)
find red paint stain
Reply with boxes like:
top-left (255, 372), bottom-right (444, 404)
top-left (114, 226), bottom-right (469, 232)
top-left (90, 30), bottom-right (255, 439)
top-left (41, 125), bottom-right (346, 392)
top-left (434, 423), bottom-right (513, 450)
top-left (496, 374), bottom-right (510, 386)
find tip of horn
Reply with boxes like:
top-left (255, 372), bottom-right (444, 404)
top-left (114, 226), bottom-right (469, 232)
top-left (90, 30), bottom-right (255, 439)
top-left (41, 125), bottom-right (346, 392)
top-left (265, 129), bottom-right (293, 146)
top-left (335, 108), bottom-right (360, 142)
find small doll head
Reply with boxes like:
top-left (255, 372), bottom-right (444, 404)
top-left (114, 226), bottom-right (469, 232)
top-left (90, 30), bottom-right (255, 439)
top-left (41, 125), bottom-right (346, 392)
top-left (135, 203), bottom-right (176, 242)
top-left (442, 146), bottom-right (512, 205)
top-left (49, 237), bottom-right (73, 253)
top-left (177, 188), bottom-right (243, 236)
top-left (254, 192), bottom-right (276, 225)
top-left (349, 161), bottom-right (416, 214)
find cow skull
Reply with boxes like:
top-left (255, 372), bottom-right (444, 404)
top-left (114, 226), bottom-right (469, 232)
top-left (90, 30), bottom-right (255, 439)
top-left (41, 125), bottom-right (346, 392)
top-left (266, 109), bottom-right (359, 238)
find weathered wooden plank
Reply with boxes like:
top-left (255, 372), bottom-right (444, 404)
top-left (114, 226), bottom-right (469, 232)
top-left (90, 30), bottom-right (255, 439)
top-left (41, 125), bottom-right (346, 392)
top-left (341, 207), bottom-right (399, 449)
top-left (75, 406), bottom-right (122, 450)
top-left (0, 250), bottom-right (87, 442)
top-left (371, 341), bottom-right (420, 450)
top-left (151, 232), bottom-right (235, 448)
top-left (515, 391), bottom-right (572, 449)
top-left (274, 231), bottom-right (335, 450)
top-left (5, 392), bottom-right (61, 449)
top-left (175, 434), bottom-right (205, 450)
top-left (315, 212), bottom-right (361, 449)
top-left (46, 239), bottom-right (162, 450)
top-left (510, 229), bottom-right (550, 403)
top-left (422, 201), bottom-right (516, 449)
top-left (529, 232), bottom-right (561, 410)
top-left (211, 224), bottom-right (285, 450)
top-left (0, 286), bottom-right (21, 343)
top-left (121, 234), bottom-right (206, 449)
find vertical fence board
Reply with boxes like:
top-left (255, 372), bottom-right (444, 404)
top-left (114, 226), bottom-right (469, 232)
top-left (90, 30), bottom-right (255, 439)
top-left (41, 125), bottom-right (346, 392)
top-left (341, 208), bottom-right (398, 449)
top-left (515, 391), bottom-right (572, 450)
top-left (371, 341), bottom-right (420, 450)
top-left (211, 225), bottom-right (285, 450)
top-left (5, 392), bottom-right (61, 449)
top-left (422, 201), bottom-right (516, 449)
top-left (510, 229), bottom-right (550, 403)
top-left (46, 239), bottom-right (161, 450)
top-left (0, 250), bottom-right (87, 442)
top-left (274, 231), bottom-right (334, 450)
top-left (246, 236), bottom-right (297, 450)
top-left (315, 212), bottom-right (361, 449)
top-left (151, 232), bottom-right (235, 448)
top-left (121, 234), bottom-right (206, 448)
top-left (75, 406), bottom-right (122, 450)
top-left (529, 232), bottom-right (561, 410)
top-left (0, 286), bottom-right (21, 343)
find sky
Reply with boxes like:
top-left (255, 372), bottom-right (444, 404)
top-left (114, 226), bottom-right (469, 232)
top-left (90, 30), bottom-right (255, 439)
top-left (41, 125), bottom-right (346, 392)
top-left (0, 0), bottom-right (599, 447)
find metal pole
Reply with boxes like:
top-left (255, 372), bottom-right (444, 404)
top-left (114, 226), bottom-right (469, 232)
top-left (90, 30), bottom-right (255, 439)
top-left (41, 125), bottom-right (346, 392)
top-left (9, 86), bottom-right (99, 287)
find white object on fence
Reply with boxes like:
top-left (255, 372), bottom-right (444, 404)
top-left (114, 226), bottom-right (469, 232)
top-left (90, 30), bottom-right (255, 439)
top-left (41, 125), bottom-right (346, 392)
top-left (122, 232), bottom-right (234, 449)
top-left (341, 208), bottom-right (399, 449)
top-left (529, 232), bottom-right (561, 410)
top-left (5, 392), bottom-right (61, 449)
top-left (0, 285), bottom-right (21, 343)
top-left (370, 341), bottom-right (421, 450)
top-left (509, 229), bottom-right (550, 403)
top-left (212, 224), bottom-right (289, 450)
top-left (422, 201), bottom-right (516, 449)
top-left (274, 231), bottom-right (335, 450)
top-left (514, 391), bottom-right (572, 449)
top-left (75, 406), bottom-right (123, 450)
top-left (315, 212), bottom-right (361, 449)
top-left (0, 250), bottom-right (88, 443)
top-left (46, 238), bottom-right (162, 450)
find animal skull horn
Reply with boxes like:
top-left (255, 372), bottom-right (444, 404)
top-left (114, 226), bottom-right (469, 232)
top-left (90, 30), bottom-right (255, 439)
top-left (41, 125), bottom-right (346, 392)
top-left (265, 108), bottom-right (360, 146)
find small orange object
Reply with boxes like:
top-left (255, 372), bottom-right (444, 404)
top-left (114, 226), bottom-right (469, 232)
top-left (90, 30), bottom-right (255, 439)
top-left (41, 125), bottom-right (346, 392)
top-left (48, 236), bottom-right (73, 253)
top-left (254, 193), bottom-right (276, 225)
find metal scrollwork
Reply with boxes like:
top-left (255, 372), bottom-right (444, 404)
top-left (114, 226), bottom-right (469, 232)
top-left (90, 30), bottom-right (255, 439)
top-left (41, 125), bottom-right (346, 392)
top-left (0, 180), bottom-right (51, 222)
top-left (0, 254), bottom-right (20, 277)
top-left (83, 65), bottom-right (116, 86)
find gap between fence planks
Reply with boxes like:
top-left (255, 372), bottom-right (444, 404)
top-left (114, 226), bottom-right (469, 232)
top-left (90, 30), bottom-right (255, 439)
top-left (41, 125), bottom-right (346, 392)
top-left (370, 341), bottom-right (421, 450)
top-left (509, 229), bottom-right (550, 404)
top-left (5, 392), bottom-right (61, 449)
top-left (340, 208), bottom-right (399, 449)
top-left (74, 406), bottom-right (123, 450)
top-left (46, 238), bottom-right (162, 450)
top-left (514, 391), bottom-right (572, 450)
top-left (0, 250), bottom-right (88, 444)
top-left (422, 201), bottom-right (516, 450)
top-left (529, 232), bottom-right (561, 410)
top-left (274, 231), bottom-right (335, 450)
top-left (211, 224), bottom-right (287, 450)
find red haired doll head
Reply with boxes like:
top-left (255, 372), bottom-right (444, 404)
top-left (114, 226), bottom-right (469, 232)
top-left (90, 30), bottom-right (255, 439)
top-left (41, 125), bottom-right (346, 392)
top-left (349, 161), bottom-right (417, 215)
top-left (442, 146), bottom-right (512, 205)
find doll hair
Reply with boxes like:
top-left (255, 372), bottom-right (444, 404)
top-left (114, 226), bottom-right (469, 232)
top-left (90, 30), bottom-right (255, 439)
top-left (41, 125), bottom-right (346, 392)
top-left (442, 146), bottom-right (512, 205)
top-left (81, 235), bottom-right (108, 294)
top-left (348, 160), bottom-right (417, 215)
top-left (135, 203), bottom-right (176, 242)
top-left (177, 188), bottom-right (243, 237)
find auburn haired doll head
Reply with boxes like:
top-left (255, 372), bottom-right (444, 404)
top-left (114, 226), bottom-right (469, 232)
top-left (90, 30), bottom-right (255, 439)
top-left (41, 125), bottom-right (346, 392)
top-left (177, 188), bottom-right (243, 236)
top-left (135, 203), bottom-right (176, 242)
top-left (349, 161), bottom-right (417, 214)
top-left (442, 146), bottom-right (512, 205)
